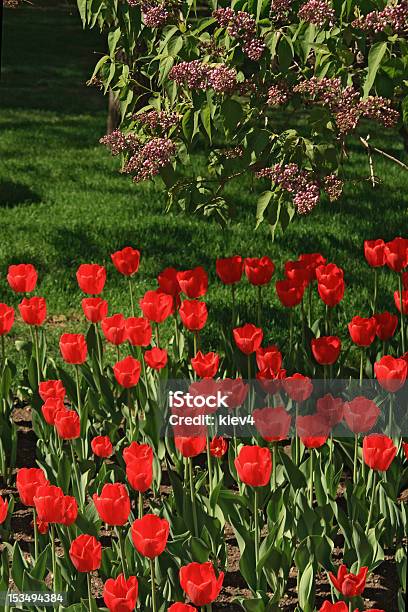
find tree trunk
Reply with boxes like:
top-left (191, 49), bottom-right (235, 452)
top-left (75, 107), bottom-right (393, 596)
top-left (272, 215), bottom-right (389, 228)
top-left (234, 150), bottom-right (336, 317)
top-left (107, 89), bottom-right (121, 134)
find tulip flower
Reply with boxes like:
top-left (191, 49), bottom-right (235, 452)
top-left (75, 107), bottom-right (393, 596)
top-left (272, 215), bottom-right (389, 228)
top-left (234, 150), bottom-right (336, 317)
top-left (385, 237), bottom-right (408, 352)
top-left (7, 263), bottom-right (38, 293)
top-left (328, 564), bottom-right (368, 598)
top-left (19, 296), bottom-right (46, 382)
top-left (364, 239), bottom-right (386, 312)
top-left (0, 303), bottom-right (14, 338)
top-left (179, 562), bottom-right (224, 606)
top-left (70, 534), bottom-right (102, 609)
top-left (219, 377), bottom-right (249, 411)
top-left (17, 467), bottom-right (49, 561)
top-left (253, 406), bottom-right (291, 443)
top-left (233, 323), bottom-right (263, 357)
top-left (316, 394), bottom-right (344, 428)
top-left (244, 256), bottom-right (274, 324)
top-left (276, 278), bottom-right (305, 308)
top-left (311, 336), bottom-right (341, 366)
top-left (59, 333), bottom-right (87, 365)
top-left (168, 604), bottom-right (197, 612)
top-left (145, 347), bottom-right (168, 370)
top-left (191, 350), bottom-right (219, 378)
top-left (216, 255), bottom-right (243, 322)
top-left (41, 398), bottom-right (66, 426)
top-left (81, 297), bottom-right (108, 323)
top-left (76, 263), bottom-right (106, 295)
top-left (114, 355), bottom-right (141, 388)
top-left (158, 266), bottom-right (181, 296)
top-left (255, 345), bottom-right (282, 371)
top-left (0, 497), bottom-right (8, 524)
top-left (344, 396), bottom-right (380, 483)
top-left (209, 436), bottom-right (228, 458)
top-left (102, 313), bottom-right (127, 348)
top-left (103, 574), bottom-right (139, 612)
top-left (111, 247), bottom-right (141, 315)
top-left (403, 441), bottom-right (408, 461)
top-left (374, 311), bottom-right (398, 344)
top-left (91, 435), bottom-right (113, 458)
top-left (140, 291), bottom-right (174, 343)
top-left (54, 409), bottom-right (80, 440)
top-left (319, 603), bottom-right (348, 612)
top-left (285, 260), bottom-right (312, 285)
top-left (177, 266), bottom-right (208, 298)
top-left (38, 379), bottom-right (65, 402)
top-left (123, 441), bottom-right (153, 516)
top-left (131, 513), bottom-right (170, 558)
top-left (179, 300), bottom-right (208, 332)
top-left (125, 316), bottom-right (152, 346)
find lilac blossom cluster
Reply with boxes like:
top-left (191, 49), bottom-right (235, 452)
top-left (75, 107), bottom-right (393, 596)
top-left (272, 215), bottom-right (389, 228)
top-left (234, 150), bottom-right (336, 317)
top-left (270, 0), bottom-right (292, 22)
top-left (294, 77), bottom-right (399, 134)
top-left (267, 82), bottom-right (291, 106)
top-left (123, 138), bottom-right (176, 182)
top-left (323, 174), bottom-right (343, 202)
top-left (4, 0), bottom-right (19, 6)
top-left (133, 110), bottom-right (180, 131)
top-left (298, 0), bottom-right (335, 27)
top-left (352, 1), bottom-right (408, 34)
top-left (142, 4), bottom-right (170, 28)
top-left (256, 163), bottom-right (320, 214)
top-left (213, 8), bottom-right (265, 61)
top-left (99, 129), bottom-right (140, 156)
top-left (223, 146), bottom-right (244, 159)
top-left (169, 61), bottom-right (237, 93)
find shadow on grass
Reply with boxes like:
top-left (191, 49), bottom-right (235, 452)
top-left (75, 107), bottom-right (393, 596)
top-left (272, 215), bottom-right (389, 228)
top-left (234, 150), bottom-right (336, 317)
top-left (0, 181), bottom-right (42, 208)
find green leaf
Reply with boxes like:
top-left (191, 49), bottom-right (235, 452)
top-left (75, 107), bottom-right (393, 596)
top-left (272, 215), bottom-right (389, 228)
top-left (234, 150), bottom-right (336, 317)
top-left (363, 42), bottom-right (387, 97)
top-left (256, 191), bottom-right (272, 229)
top-left (298, 561), bottom-right (315, 612)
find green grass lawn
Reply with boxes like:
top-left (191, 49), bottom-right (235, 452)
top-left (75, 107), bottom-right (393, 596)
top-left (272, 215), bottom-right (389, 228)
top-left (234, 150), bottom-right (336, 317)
top-left (1, 2), bottom-right (408, 361)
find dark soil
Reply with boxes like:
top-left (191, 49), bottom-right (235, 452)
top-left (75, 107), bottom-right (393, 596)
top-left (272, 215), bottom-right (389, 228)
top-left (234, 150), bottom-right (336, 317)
top-left (1, 405), bottom-right (403, 611)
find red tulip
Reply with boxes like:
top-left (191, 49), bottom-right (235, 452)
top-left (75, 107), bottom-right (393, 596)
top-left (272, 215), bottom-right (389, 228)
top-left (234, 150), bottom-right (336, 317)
top-left (7, 263), bottom-right (37, 293)
top-left (69, 534), bottom-right (102, 572)
top-left (191, 351), bottom-right (219, 378)
top-left (233, 323), bottom-right (263, 355)
top-left (179, 300), bottom-right (208, 331)
top-left (76, 263), bottom-right (106, 294)
top-left (216, 256), bottom-right (243, 285)
top-left (131, 513), bottom-right (170, 558)
top-left (316, 394), bottom-right (344, 427)
top-left (179, 562), bottom-right (224, 606)
top-left (374, 355), bottom-right (407, 393)
top-left (102, 313), bottom-right (127, 345)
top-left (218, 378), bottom-right (249, 410)
top-left (91, 436), bottom-right (113, 458)
top-left (296, 414), bottom-right (330, 448)
top-left (0, 304), bottom-right (14, 335)
top-left (394, 290), bottom-right (408, 314)
top-left (59, 333), bottom-right (87, 364)
top-left (276, 279), bottom-right (305, 307)
top-left (37, 518), bottom-right (49, 534)
top-left (374, 311), bottom-right (398, 341)
top-left (93, 483), bottom-right (130, 526)
top-left (284, 260), bottom-right (311, 285)
top-left (61, 495), bottom-right (78, 526)
top-left (111, 247), bottom-right (140, 276)
top-left (244, 256), bottom-right (274, 286)
top-left (329, 564), bottom-right (368, 598)
top-left (168, 604), bottom-right (197, 612)
top-left (174, 433), bottom-right (207, 458)
top-left (144, 347), bottom-right (168, 370)
top-left (253, 406), bottom-right (291, 442)
top-left (348, 315), bottom-right (377, 347)
top-left (54, 409), bottom-right (80, 440)
top-left (16, 467), bottom-right (49, 507)
top-left (103, 574), bottom-right (139, 612)
top-left (255, 345), bottom-right (282, 372)
top-left (177, 267), bottom-right (208, 298)
top-left (81, 297), bottom-right (108, 323)
top-left (41, 398), bottom-right (66, 426)
top-left (19, 297), bottom-right (46, 326)
top-left (256, 367), bottom-right (286, 395)
top-left (384, 237), bottom-right (408, 272)
top-left (209, 436), bottom-right (228, 458)
top-left (125, 316), bottom-right (152, 346)
top-left (38, 379), bottom-right (65, 402)
top-left (316, 263), bottom-right (344, 282)
top-left (113, 355), bottom-right (141, 387)
top-left (343, 396), bottom-right (380, 433)
top-left (364, 239), bottom-right (386, 267)
top-left (158, 267), bottom-right (181, 296)
top-left (403, 271), bottom-right (408, 290)
top-left (311, 336), bottom-right (341, 365)
top-left (0, 497), bottom-right (8, 524)
top-left (363, 434), bottom-right (397, 471)
top-left (317, 275), bottom-right (345, 307)
top-left (123, 442), bottom-right (153, 492)
top-left (235, 445), bottom-right (272, 487)
top-left (283, 373), bottom-right (313, 403)
top-left (403, 442), bottom-right (408, 460)
top-left (34, 484), bottom-right (65, 524)
top-left (140, 290), bottom-right (173, 323)
top-left (320, 602), bottom-right (348, 612)
top-left (298, 253), bottom-right (326, 279)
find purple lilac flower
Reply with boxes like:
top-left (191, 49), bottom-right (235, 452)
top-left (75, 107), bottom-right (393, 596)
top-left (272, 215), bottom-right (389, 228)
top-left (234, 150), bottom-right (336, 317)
top-left (298, 0), bottom-right (335, 27)
top-left (170, 61), bottom-right (237, 93)
top-left (213, 8), bottom-right (265, 61)
top-left (352, 1), bottom-right (408, 34)
top-left (123, 138), bottom-right (176, 182)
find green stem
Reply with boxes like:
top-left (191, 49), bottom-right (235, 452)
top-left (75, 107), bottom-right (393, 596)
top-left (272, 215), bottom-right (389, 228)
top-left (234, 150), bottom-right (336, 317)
top-left (247, 354), bottom-right (252, 411)
top-left (193, 331), bottom-right (198, 357)
top-left (353, 434), bottom-right (358, 484)
top-left (231, 284), bottom-right (236, 326)
top-left (34, 326), bottom-right (41, 386)
top-left (388, 392), bottom-right (394, 436)
top-left (295, 403), bottom-right (300, 467)
top-left (399, 273), bottom-right (405, 354)
top-left (71, 442), bottom-right (84, 509)
top-left (272, 443), bottom-right (277, 490)
top-left (309, 450), bottom-right (314, 506)
top-left (373, 268), bottom-right (378, 314)
top-left (138, 491), bottom-right (143, 519)
top-left (359, 348), bottom-right (364, 386)
top-left (75, 365), bottom-right (85, 459)
top-left (307, 283), bottom-right (312, 326)
top-left (51, 524), bottom-right (57, 591)
top-left (288, 309), bottom-right (294, 367)
top-left (189, 458), bottom-right (199, 538)
top-left (127, 388), bottom-right (134, 441)
top-left (94, 323), bottom-right (103, 371)
top-left (174, 311), bottom-right (179, 355)
top-left (206, 435), bottom-right (213, 514)
top-left (150, 558), bottom-right (157, 612)
top-left (155, 323), bottom-right (160, 347)
top-left (257, 286), bottom-right (262, 327)
top-left (128, 277), bottom-right (135, 317)
top-left (87, 572), bottom-right (93, 611)
top-left (115, 527), bottom-right (128, 578)
top-left (366, 471), bottom-right (377, 530)
top-left (1, 335), bottom-right (5, 374)
top-left (33, 507), bottom-right (38, 562)
top-left (254, 488), bottom-right (259, 588)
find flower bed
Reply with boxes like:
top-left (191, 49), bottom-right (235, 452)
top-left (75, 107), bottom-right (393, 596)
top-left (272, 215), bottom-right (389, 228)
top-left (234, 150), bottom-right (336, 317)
top-left (0, 240), bottom-right (407, 611)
